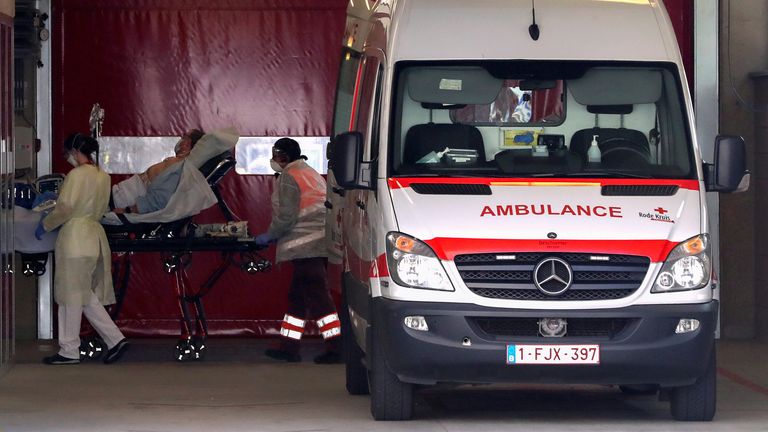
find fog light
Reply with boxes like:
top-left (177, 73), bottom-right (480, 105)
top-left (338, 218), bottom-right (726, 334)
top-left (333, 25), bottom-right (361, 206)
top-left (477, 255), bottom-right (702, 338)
top-left (676, 319), bottom-right (700, 334)
top-left (404, 316), bottom-right (429, 331)
top-left (539, 318), bottom-right (567, 337)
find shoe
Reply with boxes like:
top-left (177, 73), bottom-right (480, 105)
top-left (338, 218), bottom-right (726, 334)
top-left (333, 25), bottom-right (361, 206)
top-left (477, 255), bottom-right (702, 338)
top-left (42, 354), bottom-right (80, 365)
top-left (265, 348), bottom-right (301, 363)
top-left (103, 339), bottom-right (130, 364)
top-left (313, 351), bottom-right (342, 364)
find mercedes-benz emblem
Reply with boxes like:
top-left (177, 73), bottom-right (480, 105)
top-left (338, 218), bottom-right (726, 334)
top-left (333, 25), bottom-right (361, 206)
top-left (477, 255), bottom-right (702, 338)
top-left (533, 257), bottom-right (573, 296)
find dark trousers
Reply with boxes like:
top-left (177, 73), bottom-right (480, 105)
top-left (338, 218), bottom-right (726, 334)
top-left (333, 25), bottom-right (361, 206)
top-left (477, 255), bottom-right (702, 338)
top-left (280, 257), bottom-right (339, 354)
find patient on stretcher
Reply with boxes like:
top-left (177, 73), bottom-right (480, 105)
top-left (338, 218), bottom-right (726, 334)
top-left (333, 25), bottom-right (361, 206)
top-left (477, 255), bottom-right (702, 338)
top-left (113, 128), bottom-right (205, 215)
top-left (101, 127), bottom-right (240, 226)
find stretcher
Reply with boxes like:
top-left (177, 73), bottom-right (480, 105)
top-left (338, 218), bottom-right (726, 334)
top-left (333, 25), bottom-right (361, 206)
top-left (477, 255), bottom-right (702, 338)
top-left (16, 150), bottom-right (272, 362)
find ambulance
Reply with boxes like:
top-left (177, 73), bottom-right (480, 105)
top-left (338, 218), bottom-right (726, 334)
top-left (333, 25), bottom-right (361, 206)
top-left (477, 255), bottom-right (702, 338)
top-left (327, 0), bottom-right (749, 421)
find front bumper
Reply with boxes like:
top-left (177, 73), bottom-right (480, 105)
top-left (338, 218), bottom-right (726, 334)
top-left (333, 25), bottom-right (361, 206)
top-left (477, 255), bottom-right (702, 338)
top-left (372, 298), bottom-right (718, 387)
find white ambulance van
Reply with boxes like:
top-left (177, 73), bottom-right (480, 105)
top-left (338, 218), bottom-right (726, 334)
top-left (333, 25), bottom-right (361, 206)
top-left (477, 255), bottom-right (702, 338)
top-left (327, 0), bottom-right (749, 422)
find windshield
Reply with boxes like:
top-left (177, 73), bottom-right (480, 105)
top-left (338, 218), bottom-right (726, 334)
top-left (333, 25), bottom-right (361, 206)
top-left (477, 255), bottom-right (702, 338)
top-left (389, 61), bottom-right (695, 179)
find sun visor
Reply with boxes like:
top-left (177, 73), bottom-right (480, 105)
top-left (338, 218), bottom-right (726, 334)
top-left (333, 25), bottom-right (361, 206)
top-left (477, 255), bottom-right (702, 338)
top-left (569, 68), bottom-right (663, 105)
top-left (407, 67), bottom-right (502, 105)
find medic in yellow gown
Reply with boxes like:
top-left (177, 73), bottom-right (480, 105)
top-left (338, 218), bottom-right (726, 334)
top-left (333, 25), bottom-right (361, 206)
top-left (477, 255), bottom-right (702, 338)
top-left (39, 133), bottom-right (130, 365)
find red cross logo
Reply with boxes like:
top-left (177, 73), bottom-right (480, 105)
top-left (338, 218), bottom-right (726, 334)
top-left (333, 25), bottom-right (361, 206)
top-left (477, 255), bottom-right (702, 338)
top-left (654, 207), bottom-right (668, 214)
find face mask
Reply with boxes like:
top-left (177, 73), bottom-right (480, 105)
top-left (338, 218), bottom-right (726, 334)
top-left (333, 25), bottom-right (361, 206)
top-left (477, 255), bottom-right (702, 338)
top-left (270, 160), bottom-right (283, 173)
top-left (66, 153), bottom-right (78, 167)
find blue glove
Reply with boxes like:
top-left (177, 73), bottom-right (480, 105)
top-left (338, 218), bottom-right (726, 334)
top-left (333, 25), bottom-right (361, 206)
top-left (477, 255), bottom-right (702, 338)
top-left (255, 232), bottom-right (274, 247)
top-left (34, 220), bottom-right (47, 240)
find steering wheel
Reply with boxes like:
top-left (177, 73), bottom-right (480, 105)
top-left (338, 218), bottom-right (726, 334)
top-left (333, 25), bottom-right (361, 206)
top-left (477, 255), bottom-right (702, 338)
top-left (599, 138), bottom-right (650, 166)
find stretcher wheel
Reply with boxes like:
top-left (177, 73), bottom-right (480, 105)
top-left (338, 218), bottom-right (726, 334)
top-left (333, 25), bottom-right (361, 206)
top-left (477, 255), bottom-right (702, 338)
top-left (191, 336), bottom-right (207, 361)
top-left (174, 339), bottom-right (195, 362)
top-left (79, 337), bottom-right (106, 360)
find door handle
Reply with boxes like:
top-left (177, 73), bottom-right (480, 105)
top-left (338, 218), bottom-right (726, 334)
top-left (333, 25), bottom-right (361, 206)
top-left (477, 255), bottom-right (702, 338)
top-left (356, 200), bottom-right (366, 210)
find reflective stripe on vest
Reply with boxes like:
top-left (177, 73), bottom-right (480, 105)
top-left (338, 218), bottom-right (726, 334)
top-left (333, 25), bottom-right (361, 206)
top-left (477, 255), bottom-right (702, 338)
top-left (317, 313), bottom-right (341, 340)
top-left (280, 314), bottom-right (306, 340)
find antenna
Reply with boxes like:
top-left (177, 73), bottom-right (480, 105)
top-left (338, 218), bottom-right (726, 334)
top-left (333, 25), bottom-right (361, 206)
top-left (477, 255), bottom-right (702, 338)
top-left (528, 0), bottom-right (540, 41)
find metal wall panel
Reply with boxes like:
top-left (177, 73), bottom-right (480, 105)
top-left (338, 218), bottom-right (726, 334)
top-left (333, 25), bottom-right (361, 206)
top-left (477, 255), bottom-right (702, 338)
top-left (0, 12), bottom-right (14, 374)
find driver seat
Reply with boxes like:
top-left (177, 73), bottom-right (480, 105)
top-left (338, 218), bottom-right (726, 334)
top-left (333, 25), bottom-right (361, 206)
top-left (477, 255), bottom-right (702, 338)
top-left (569, 107), bottom-right (651, 168)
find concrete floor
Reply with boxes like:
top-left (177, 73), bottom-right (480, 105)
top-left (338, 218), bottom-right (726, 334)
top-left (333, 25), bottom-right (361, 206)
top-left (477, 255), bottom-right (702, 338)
top-left (0, 339), bottom-right (766, 432)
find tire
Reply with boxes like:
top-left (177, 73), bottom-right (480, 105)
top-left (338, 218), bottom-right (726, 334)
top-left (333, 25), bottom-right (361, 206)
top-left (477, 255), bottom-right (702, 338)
top-left (341, 296), bottom-right (369, 395)
top-left (369, 327), bottom-right (414, 421)
top-left (670, 348), bottom-right (716, 421)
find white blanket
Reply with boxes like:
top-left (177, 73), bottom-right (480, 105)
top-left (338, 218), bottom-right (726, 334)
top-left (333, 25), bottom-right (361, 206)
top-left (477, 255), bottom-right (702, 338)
top-left (102, 161), bottom-right (217, 225)
top-left (111, 174), bottom-right (147, 209)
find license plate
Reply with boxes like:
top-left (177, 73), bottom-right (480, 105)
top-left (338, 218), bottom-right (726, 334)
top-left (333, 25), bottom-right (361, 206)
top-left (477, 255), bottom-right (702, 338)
top-left (506, 344), bottom-right (600, 365)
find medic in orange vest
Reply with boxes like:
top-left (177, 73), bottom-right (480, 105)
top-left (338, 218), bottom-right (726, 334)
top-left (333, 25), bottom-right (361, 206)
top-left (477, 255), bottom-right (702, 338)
top-left (256, 138), bottom-right (341, 363)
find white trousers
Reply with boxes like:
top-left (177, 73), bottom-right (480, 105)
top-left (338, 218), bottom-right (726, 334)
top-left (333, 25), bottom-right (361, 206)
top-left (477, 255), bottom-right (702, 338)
top-left (57, 291), bottom-right (125, 359)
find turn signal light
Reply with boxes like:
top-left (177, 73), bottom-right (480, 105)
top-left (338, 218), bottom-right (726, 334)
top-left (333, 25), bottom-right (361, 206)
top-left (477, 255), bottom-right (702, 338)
top-left (395, 236), bottom-right (416, 252)
top-left (681, 236), bottom-right (706, 255)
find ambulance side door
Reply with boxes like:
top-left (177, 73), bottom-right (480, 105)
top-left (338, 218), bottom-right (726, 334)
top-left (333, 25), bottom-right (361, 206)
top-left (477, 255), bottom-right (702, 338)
top-left (347, 51), bottom-right (384, 335)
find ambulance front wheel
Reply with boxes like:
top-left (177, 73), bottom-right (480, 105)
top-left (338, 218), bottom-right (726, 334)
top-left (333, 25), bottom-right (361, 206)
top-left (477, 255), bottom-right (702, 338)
top-left (369, 327), bottom-right (413, 421)
top-left (669, 348), bottom-right (716, 421)
top-left (341, 295), bottom-right (368, 395)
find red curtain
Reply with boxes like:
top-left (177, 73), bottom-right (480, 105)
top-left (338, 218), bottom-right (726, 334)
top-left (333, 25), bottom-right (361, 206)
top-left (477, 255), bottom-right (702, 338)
top-left (663, 0), bottom-right (694, 90)
top-left (52, 0), bottom-right (346, 337)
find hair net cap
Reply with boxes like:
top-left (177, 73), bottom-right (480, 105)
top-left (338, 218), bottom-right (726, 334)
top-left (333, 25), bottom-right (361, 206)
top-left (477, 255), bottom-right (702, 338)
top-left (273, 137), bottom-right (302, 161)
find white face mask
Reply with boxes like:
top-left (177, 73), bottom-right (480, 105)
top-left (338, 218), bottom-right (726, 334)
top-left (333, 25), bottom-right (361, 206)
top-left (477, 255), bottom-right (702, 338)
top-left (66, 153), bottom-right (78, 167)
top-left (270, 160), bottom-right (283, 173)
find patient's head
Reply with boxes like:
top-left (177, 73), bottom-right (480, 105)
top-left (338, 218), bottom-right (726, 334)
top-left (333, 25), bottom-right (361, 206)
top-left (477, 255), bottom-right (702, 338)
top-left (175, 128), bottom-right (205, 157)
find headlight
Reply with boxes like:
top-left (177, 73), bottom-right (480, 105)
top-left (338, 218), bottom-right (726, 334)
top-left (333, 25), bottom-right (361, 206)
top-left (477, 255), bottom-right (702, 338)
top-left (652, 234), bottom-right (711, 293)
top-left (386, 232), bottom-right (454, 291)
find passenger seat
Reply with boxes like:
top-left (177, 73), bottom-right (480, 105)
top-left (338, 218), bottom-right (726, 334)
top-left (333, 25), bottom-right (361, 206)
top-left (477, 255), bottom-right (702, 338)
top-left (403, 123), bottom-right (485, 165)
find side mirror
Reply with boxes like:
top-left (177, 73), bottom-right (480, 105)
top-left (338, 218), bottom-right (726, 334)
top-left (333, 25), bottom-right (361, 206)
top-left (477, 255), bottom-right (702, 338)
top-left (329, 132), bottom-right (373, 190)
top-left (704, 135), bottom-right (750, 193)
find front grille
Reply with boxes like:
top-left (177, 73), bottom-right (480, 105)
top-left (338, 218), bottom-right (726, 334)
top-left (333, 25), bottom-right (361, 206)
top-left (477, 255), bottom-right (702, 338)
top-left (469, 288), bottom-right (636, 301)
top-left (455, 252), bottom-right (650, 301)
top-left (472, 317), bottom-right (633, 339)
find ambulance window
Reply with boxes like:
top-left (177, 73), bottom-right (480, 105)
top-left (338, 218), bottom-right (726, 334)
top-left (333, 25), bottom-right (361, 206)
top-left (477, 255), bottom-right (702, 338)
top-left (353, 55), bottom-right (382, 160)
top-left (369, 65), bottom-right (384, 161)
top-left (331, 48), bottom-right (362, 137)
top-left (450, 80), bottom-right (565, 126)
top-left (390, 61), bottom-right (696, 180)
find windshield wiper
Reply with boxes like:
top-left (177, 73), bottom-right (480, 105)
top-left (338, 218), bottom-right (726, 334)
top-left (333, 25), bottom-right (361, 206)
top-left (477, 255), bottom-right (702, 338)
top-left (532, 171), bottom-right (655, 179)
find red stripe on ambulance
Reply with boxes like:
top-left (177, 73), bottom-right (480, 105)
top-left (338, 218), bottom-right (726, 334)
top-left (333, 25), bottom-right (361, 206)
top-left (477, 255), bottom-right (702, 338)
top-left (388, 177), bottom-right (700, 191)
top-left (424, 238), bottom-right (677, 263)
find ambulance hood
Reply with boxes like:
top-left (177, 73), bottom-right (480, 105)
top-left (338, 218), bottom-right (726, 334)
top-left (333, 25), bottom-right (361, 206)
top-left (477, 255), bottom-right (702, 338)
top-left (388, 178), bottom-right (702, 263)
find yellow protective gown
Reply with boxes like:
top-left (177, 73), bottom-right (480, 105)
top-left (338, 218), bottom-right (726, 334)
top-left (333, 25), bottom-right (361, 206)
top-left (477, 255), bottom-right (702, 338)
top-left (43, 164), bottom-right (115, 307)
